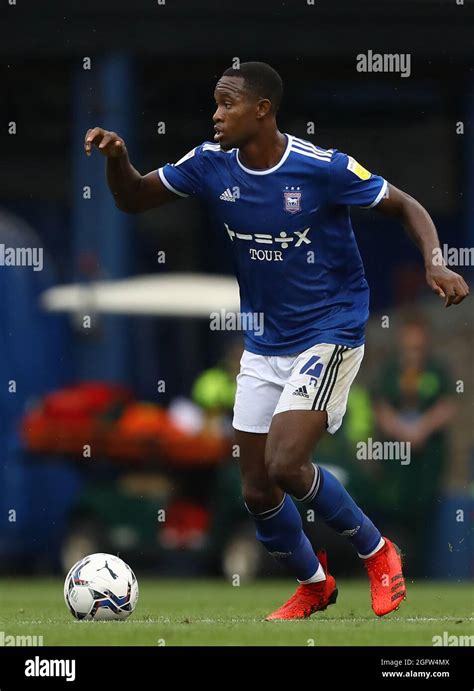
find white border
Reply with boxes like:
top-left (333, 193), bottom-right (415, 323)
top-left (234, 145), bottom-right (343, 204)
top-left (367, 178), bottom-right (388, 208)
top-left (157, 167), bottom-right (189, 198)
top-left (236, 134), bottom-right (293, 175)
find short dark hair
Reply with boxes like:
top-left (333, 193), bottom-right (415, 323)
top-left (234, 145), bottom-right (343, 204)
top-left (222, 62), bottom-right (283, 113)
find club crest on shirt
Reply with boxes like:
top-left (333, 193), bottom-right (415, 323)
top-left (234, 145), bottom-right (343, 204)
top-left (284, 186), bottom-right (301, 213)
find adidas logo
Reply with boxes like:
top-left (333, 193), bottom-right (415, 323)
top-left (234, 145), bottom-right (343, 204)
top-left (341, 526), bottom-right (360, 537)
top-left (292, 385), bottom-right (309, 398)
top-left (219, 188), bottom-right (236, 202)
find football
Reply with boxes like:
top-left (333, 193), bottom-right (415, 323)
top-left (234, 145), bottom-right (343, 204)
top-left (64, 553), bottom-right (139, 621)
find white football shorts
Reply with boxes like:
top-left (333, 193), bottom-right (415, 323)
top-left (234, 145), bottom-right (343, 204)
top-left (232, 342), bottom-right (364, 435)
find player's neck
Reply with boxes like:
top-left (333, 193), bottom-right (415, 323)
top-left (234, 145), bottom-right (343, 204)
top-left (238, 129), bottom-right (287, 170)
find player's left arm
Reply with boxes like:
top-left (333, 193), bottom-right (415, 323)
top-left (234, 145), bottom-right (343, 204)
top-left (375, 184), bottom-right (469, 307)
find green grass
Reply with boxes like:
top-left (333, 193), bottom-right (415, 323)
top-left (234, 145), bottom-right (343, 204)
top-left (0, 579), bottom-right (472, 646)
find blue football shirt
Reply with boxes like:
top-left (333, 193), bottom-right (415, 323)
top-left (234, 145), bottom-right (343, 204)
top-left (157, 134), bottom-right (387, 355)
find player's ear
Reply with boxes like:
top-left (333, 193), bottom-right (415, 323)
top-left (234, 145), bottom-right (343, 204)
top-left (256, 98), bottom-right (272, 118)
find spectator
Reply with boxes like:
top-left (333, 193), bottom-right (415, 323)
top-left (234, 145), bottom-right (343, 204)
top-left (372, 312), bottom-right (456, 576)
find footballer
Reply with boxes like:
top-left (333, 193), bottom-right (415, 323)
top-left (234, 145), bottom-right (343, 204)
top-left (84, 62), bottom-right (469, 620)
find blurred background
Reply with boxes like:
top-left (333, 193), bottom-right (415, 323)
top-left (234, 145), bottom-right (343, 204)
top-left (0, 0), bottom-right (472, 584)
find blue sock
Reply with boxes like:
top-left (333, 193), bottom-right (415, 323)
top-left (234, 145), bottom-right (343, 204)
top-left (298, 464), bottom-right (382, 556)
top-left (246, 494), bottom-right (321, 581)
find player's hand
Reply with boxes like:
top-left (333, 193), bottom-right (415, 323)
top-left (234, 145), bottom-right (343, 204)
top-left (84, 127), bottom-right (127, 158)
top-left (425, 264), bottom-right (469, 307)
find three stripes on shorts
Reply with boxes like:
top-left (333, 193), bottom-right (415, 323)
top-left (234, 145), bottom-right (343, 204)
top-left (311, 345), bottom-right (349, 411)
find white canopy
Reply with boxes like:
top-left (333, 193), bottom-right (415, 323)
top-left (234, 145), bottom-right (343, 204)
top-left (40, 273), bottom-right (241, 317)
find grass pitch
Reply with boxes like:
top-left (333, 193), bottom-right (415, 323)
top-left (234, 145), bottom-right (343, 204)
top-left (0, 578), bottom-right (472, 646)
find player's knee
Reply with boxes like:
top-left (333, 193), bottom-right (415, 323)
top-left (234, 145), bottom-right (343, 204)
top-left (265, 439), bottom-right (305, 488)
top-left (242, 484), bottom-right (279, 515)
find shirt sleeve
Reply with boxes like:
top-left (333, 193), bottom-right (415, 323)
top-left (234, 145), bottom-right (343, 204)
top-left (328, 149), bottom-right (388, 208)
top-left (157, 144), bottom-right (204, 198)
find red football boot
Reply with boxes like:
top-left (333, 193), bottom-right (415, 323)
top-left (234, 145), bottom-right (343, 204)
top-left (265, 550), bottom-right (338, 621)
top-left (362, 537), bottom-right (406, 616)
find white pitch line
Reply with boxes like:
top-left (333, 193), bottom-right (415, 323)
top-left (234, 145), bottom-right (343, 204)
top-left (11, 616), bottom-right (474, 626)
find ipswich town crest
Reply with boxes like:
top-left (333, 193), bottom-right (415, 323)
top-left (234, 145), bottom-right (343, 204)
top-left (284, 186), bottom-right (301, 213)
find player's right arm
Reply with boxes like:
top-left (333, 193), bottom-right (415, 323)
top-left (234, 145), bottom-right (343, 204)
top-left (84, 127), bottom-right (178, 213)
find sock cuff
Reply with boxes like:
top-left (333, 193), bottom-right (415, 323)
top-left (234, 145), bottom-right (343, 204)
top-left (244, 494), bottom-right (287, 520)
top-left (297, 563), bottom-right (326, 584)
top-left (358, 536), bottom-right (385, 559)
top-left (296, 463), bottom-right (321, 503)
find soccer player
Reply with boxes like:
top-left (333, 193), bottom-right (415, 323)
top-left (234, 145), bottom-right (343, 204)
top-left (84, 62), bottom-right (469, 620)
